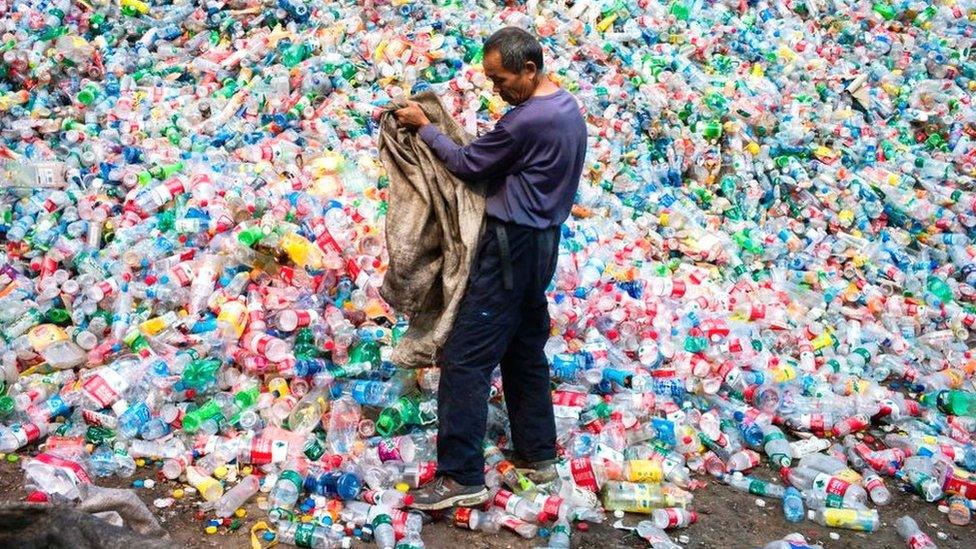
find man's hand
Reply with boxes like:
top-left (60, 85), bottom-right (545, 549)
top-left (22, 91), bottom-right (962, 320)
top-left (393, 101), bottom-right (431, 130)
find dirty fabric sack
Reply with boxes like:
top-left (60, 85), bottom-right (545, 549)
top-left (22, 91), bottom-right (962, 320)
top-left (378, 91), bottom-right (486, 367)
top-left (0, 501), bottom-right (174, 549)
top-left (76, 483), bottom-right (170, 538)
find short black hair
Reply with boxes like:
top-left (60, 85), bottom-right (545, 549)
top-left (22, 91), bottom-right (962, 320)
top-left (483, 27), bottom-right (544, 74)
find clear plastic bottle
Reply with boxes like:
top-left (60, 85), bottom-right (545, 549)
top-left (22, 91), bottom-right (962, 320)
top-left (780, 466), bottom-right (867, 508)
top-left (275, 521), bottom-right (337, 548)
top-left (807, 507), bottom-right (879, 532)
top-left (894, 515), bottom-right (938, 549)
top-left (213, 474), bottom-right (261, 518)
top-left (269, 466), bottom-right (305, 510)
top-left (650, 507), bottom-right (697, 529)
top-left (723, 472), bottom-right (786, 498)
top-left (635, 521), bottom-right (682, 549)
top-left (370, 510), bottom-right (396, 549)
top-left (325, 395), bottom-right (361, 454)
top-left (601, 481), bottom-right (692, 512)
top-left (861, 470), bottom-right (891, 506)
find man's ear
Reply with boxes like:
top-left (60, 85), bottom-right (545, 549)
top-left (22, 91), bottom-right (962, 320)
top-left (522, 61), bottom-right (537, 77)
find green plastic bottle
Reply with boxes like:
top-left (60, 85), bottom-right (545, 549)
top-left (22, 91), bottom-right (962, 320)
top-left (921, 390), bottom-right (976, 417)
top-left (375, 396), bottom-right (437, 437)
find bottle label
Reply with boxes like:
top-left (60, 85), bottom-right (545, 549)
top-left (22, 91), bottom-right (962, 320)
top-left (822, 508), bottom-right (858, 528)
top-left (493, 489), bottom-right (513, 509)
top-left (763, 429), bottom-right (786, 444)
top-left (908, 533), bottom-right (934, 549)
top-left (748, 479), bottom-right (767, 496)
top-left (249, 437), bottom-right (272, 464)
top-left (377, 439), bottom-right (402, 462)
top-left (503, 493), bottom-right (525, 516)
top-left (627, 460), bottom-right (663, 483)
top-left (453, 507), bottom-right (473, 529)
top-left (293, 522), bottom-right (316, 547)
top-left (630, 483), bottom-right (657, 512)
top-left (943, 472), bottom-right (976, 498)
top-left (569, 458), bottom-right (600, 492)
top-left (417, 461), bottom-right (437, 486)
top-left (813, 472), bottom-right (851, 508)
top-left (661, 507), bottom-right (682, 528)
top-left (82, 409), bottom-right (119, 428)
top-left (552, 390), bottom-right (587, 407)
top-left (270, 439), bottom-right (289, 463)
top-left (541, 495), bottom-right (563, 517)
top-left (497, 514), bottom-right (524, 531)
top-left (82, 368), bottom-right (125, 408)
top-left (34, 452), bottom-right (92, 485)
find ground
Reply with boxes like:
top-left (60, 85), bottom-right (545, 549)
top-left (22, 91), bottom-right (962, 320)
top-left (0, 456), bottom-right (973, 548)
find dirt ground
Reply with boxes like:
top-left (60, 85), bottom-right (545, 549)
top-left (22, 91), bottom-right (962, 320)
top-left (0, 455), bottom-right (973, 549)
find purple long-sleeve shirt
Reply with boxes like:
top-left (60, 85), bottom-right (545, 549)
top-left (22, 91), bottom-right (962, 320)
top-left (418, 88), bottom-right (587, 229)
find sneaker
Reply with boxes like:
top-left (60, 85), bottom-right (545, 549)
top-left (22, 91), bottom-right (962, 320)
top-left (409, 476), bottom-right (489, 511)
top-left (511, 458), bottom-right (558, 484)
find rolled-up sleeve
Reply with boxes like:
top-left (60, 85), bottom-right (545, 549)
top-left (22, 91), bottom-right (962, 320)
top-left (418, 123), bottom-right (521, 180)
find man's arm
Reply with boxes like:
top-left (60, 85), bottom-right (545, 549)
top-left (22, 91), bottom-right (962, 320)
top-left (418, 124), bottom-right (521, 181)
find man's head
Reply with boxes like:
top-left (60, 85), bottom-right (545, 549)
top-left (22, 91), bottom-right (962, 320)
top-left (482, 27), bottom-right (545, 105)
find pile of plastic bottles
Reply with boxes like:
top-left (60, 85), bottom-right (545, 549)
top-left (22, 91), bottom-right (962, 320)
top-left (3, 0), bottom-right (976, 546)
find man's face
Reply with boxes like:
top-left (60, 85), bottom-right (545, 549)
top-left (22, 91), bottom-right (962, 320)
top-left (483, 49), bottom-right (537, 106)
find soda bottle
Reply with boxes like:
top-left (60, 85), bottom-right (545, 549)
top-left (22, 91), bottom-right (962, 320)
top-left (649, 507), bottom-right (697, 529)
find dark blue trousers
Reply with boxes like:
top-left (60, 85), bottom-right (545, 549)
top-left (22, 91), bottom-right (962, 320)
top-left (436, 218), bottom-right (560, 485)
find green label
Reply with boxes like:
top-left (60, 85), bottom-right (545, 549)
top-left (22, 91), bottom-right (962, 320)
top-left (294, 523), bottom-right (316, 547)
top-left (748, 479), bottom-right (766, 496)
top-left (280, 470), bottom-right (303, 490)
top-left (825, 493), bottom-right (844, 508)
top-left (763, 430), bottom-right (785, 444)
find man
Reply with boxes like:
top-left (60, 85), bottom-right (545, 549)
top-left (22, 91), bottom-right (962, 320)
top-left (393, 26), bottom-right (587, 510)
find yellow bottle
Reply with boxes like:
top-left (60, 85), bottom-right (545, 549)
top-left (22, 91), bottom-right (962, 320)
top-left (186, 465), bottom-right (224, 502)
top-left (216, 299), bottom-right (248, 339)
top-left (624, 460), bottom-right (664, 484)
top-left (280, 231), bottom-right (324, 270)
top-left (139, 311), bottom-right (179, 336)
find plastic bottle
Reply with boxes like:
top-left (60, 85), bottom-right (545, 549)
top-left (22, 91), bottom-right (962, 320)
top-left (186, 465), bottom-right (224, 502)
top-left (650, 507), bottom-right (697, 530)
top-left (894, 516), bottom-right (938, 549)
top-left (601, 481), bottom-right (692, 512)
top-left (946, 495), bottom-right (971, 526)
top-left (275, 521), bottom-right (337, 548)
top-left (325, 396), bottom-right (361, 454)
top-left (782, 487), bottom-right (805, 523)
top-left (807, 507), bottom-right (879, 532)
top-left (213, 474), bottom-right (261, 518)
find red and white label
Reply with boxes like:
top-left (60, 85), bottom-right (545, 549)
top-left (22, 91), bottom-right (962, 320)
top-left (81, 368), bottom-right (125, 408)
top-left (569, 458), bottom-right (600, 492)
top-left (552, 390), bottom-right (587, 408)
top-left (249, 437), bottom-right (273, 465)
top-left (34, 452), bottom-right (92, 485)
top-left (493, 489), bottom-right (514, 510)
top-left (82, 409), bottom-right (119, 428)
